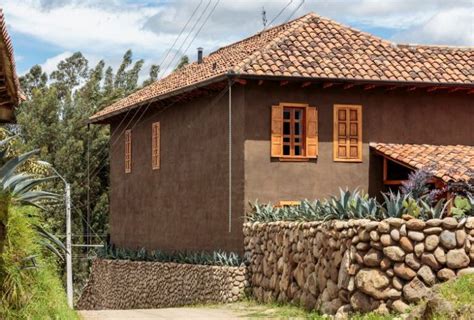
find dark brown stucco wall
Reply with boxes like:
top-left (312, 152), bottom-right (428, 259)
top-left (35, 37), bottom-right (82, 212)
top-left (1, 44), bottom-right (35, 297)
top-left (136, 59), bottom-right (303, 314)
top-left (109, 86), bottom-right (245, 253)
top-left (243, 81), bottom-right (474, 205)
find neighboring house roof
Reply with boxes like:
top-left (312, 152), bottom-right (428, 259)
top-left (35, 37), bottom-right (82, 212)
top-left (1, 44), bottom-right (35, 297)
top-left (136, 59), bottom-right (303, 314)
top-left (0, 9), bottom-right (22, 108)
top-left (91, 12), bottom-right (474, 122)
top-left (370, 142), bottom-right (474, 183)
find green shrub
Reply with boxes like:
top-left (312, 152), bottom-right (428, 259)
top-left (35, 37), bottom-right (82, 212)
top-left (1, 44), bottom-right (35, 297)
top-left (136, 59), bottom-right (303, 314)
top-left (0, 206), bottom-right (78, 320)
top-left (248, 186), bottom-right (472, 223)
top-left (97, 244), bottom-right (244, 267)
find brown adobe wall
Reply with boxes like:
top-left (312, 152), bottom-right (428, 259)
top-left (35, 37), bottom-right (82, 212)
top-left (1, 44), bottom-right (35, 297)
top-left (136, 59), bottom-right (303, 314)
top-left (108, 86), bottom-right (246, 253)
top-left (243, 81), bottom-right (474, 205)
top-left (77, 259), bottom-right (249, 310)
top-left (243, 217), bottom-right (474, 314)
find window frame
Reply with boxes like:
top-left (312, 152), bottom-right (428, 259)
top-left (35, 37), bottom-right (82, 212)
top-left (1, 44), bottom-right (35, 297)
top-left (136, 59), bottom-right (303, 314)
top-left (124, 129), bottom-right (132, 173)
top-left (274, 102), bottom-right (310, 161)
top-left (333, 104), bottom-right (363, 162)
top-left (151, 122), bottom-right (160, 170)
top-left (282, 105), bottom-right (306, 159)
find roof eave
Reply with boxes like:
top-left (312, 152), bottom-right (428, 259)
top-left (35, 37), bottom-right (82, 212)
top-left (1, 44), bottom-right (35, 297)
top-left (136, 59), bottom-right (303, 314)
top-left (89, 73), bottom-right (230, 124)
top-left (234, 73), bottom-right (474, 88)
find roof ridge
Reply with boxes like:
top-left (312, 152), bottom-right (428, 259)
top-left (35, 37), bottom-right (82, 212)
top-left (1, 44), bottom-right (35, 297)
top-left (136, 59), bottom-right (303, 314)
top-left (232, 13), bottom-right (315, 74)
top-left (396, 43), bottom-right (474, 51)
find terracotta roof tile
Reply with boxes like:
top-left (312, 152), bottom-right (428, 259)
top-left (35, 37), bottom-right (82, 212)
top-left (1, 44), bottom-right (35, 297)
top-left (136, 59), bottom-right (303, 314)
top-left (91, 12), bottom-right (474, 122)
top-left (0, 9), bottom-right (22, 105)
top-left (370, 143), bottom-right (474, 183)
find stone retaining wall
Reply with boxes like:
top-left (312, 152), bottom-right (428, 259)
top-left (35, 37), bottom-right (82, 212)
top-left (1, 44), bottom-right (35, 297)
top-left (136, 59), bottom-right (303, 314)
top-left (243, 217), bottom-right (474, 314)
top-left (77, 259), bottom-right (248, 310)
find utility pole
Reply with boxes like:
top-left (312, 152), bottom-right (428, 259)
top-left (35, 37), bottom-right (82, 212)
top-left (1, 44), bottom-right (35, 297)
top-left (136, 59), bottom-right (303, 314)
top-left (39, 161), bottom-right (74, 308)
top-left (65, 183), bottom-right (73, 308)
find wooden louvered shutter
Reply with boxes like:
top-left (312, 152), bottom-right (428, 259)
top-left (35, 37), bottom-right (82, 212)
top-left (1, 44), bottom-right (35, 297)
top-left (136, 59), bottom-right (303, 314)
top-left (271, 105), bottom-right (283, 157)
top-left (124, 129), bottom-right (132, 173)
top-left (306, 106), bottom-right (318, 158)
top-left (152, 122), bottom-right (160, 170)
top-left (333, 105), bottom-right (362, 162)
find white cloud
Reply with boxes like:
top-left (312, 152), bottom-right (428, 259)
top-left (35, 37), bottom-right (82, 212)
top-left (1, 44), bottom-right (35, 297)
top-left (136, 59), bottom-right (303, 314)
top-left (392, 7), bottom-right (474, 46)
top-left (5, 0), bottom-right (474, 78)
top-left (3, 0), bottom-right (164, 54)
top-left (39, 51), bottom-right (74, 75)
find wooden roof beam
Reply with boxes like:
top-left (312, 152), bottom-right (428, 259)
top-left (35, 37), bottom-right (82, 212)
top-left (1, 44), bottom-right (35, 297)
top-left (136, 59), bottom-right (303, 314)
top-left (427, 86), bottom-right (448, 92)
top-left (385, 85), bottom-right (399, 91)
top-left (234, 79), bottom-right (247, 85)
top-left (364, 84), bottom-right (376, 90)
top-left (448, 87), bottom-right (465, 93)
top-left (301, 81), bottom-right (312, 88)
top-left (406, 86), bottom-right (417, 92)
top-left (323, 82), bottom-right (334, 89)
top-left (343, 83), bottom-right (355, 89)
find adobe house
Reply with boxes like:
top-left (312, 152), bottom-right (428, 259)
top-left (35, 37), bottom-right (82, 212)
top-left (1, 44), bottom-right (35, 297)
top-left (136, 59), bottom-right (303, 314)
top-left (0, 9), bottom-right (22, 122)
top-left (90, 13), bottom-right (473, 253)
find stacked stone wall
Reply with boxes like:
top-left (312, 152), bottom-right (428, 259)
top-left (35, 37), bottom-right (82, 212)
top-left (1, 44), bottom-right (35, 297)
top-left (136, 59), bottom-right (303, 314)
top-left (77, 259), bottom-right (248, 310)
top-left (243, 217), bottom-right (474, 314)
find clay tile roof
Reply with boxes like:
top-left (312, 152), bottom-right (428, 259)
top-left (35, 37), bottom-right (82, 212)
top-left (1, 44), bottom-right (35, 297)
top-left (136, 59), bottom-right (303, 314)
top-left (91, 12), bottom-right (474, 122)
top-left (370, 143), bottom-right (474, 183)
top-left (0, 9), bottom-right (22, 106)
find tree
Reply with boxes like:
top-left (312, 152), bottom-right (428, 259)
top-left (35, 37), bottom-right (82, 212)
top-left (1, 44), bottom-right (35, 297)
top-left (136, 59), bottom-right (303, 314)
top-left (143, 64), bottom-right (160, 87)
top-left (16, 50), bottom-right (158, 289)
top-left (174, 55), bottom-right (189, 71)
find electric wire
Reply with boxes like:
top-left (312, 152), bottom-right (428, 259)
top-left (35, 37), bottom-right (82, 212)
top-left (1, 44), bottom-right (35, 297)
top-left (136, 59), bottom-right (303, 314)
top-left (286, 0), bottom-right (305, 22)
top-left (180, 0), bottom-right (220, 59)
top-left (160, 0), bottom-right (212, 76)
top-left (268, 0), bottom-right (293, 27)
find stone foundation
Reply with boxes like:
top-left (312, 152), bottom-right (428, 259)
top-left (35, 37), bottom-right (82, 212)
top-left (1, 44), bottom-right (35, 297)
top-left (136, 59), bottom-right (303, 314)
top-left (243, 217), bottom-right (474, 314)
top-left (77, 259), bottom-right (248, 310)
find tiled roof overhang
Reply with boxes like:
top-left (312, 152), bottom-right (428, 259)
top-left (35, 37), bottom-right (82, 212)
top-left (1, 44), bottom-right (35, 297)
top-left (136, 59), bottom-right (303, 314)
top-left (90, 12), bottom-right (474, 123)
top-left (0, 9), bottom-right (22, 118)
top-left (370, 143), bottom-right (474, 183)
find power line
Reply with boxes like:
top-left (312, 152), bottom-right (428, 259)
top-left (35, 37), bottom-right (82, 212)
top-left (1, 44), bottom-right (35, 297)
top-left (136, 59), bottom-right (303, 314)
top-left (84, 0), bottom-right (220, 187)
top-left (268, 0), bottom-right (293, 27)
top-left (155, 0), bottom-right (204, 79)
top-left (180, 0), bottom-right (220, 60)
top-left (160, 0), bottom-right (212, 76)
top-left (286, 0), bottom-right (305, 22)
top-left (85, 0), bottom-right (216, 183)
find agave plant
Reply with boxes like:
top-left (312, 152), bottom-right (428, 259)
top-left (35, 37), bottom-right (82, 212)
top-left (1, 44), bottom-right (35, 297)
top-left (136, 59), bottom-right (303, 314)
top-left (0, 137), bottom-right (62, 259)
top-left (380, 191), bottom-right (409, 218)
top-left (420, 198), bottom-right (450, 220)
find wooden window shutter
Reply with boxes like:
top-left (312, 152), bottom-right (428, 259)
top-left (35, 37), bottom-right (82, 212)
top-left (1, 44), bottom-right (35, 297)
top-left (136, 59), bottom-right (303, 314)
top-left (305, 106), bottom-right (318, 158)
top-left (152, 122), bottom-right (160, 170)
top-left (125, 129), bottom-right (132, 173)
top-left (333, 105), bottom-right (362, 162)
top-left (271, 105), bottom-right (283, 157)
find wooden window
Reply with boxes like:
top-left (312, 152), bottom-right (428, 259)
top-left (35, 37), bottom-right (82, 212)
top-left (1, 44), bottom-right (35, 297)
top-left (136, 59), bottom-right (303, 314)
top-left (124, 129), bottom-right (132, 173)
top-left (333, 104), bottom-right (362, 162)
top-left (152, 122), bottom-right (160, 170)
top-left (271, 103), bottom-right (318, 160)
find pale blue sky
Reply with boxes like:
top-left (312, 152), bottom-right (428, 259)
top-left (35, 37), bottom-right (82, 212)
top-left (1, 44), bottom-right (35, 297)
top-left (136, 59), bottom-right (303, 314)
top-left (3, 0), bottom-right (473, 78)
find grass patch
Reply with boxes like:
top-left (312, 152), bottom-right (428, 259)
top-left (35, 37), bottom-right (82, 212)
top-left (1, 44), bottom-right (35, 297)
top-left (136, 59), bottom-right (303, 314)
top-left (198, 299), bottom-right (397, 319)
top-left (0, 206), bottom-right (79, 320)
top-left (438, 274), bottom-right (474, 307)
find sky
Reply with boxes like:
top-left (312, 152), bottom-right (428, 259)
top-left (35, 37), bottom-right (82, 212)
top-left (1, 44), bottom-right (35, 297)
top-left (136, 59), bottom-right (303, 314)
top-left (2, 0), bottom-right (473, 80)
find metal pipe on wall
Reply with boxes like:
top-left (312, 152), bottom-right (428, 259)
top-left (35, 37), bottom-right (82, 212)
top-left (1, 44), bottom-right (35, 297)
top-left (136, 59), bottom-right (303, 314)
top-left (228, 79), bottom-right (232, 233)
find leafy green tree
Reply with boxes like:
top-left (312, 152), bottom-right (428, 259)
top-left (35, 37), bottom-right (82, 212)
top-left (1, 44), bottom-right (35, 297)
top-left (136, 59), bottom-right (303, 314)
top-left (15, 50), bottom-right (158, 289)
top-left (143, 64), bottom-right (160, 87)
top-left (174, 55), bottom-right (189, 71)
